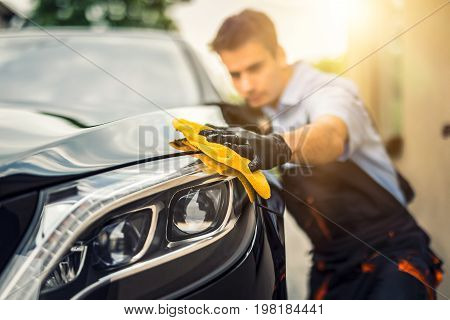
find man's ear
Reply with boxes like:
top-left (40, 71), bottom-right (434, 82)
top-left (275, 45), bottom-right (287, 67)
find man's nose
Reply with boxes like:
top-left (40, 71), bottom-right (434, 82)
top-left (238, 74), bottom-right (254, 95)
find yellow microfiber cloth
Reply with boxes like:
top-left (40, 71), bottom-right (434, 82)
top-left (171, 118), bottom-right (271, 201)
top-left (169, 139), bottom-right (257, 202)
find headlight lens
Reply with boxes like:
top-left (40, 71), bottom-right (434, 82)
top-left (170, 182), bottom-right (228, 239)
top-left (41, 243), bottom-right (87, 293)
top-left (0, 157), bottom-right (244, 299)
top-left (92, 208), bottom-right (152, 268)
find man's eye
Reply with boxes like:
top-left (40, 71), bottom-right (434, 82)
top-left (230, 72), bottom-right (240, 79)
top-left (248, 63), bottom-right (262, 73)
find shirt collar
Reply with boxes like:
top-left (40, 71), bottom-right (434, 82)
top-left (262, 61), bottom-right (307, 116)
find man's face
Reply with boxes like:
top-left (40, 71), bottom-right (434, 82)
top-left (219, 41), bottom-right (285, 108)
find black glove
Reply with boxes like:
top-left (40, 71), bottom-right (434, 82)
top-left (214, 103), bottom-right (272, 134)
top-left (199, 126), bottom-right (292, 172)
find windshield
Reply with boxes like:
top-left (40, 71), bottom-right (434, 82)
top-left (0, 33), bottom-right (203, 123)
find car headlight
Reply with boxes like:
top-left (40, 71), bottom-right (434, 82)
top-left (169, 182), bottom-right (228, 240)
top-left (41, 242), bottom-right (87, 293)
top-left (0, 156), bottom-right (251, 299)
top-left (91, 206), bottom-right (153, 269)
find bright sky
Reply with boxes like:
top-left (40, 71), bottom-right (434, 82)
top-left (2, 0), bottom-right (33, 13)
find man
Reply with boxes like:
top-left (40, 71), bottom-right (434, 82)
top-left (201, 9), bottom-right (443, 299)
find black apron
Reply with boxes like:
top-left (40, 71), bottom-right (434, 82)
top-left (281, 160), bottom-right (443, 299)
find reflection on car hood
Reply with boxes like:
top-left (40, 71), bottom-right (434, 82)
top-left (0, 105), bottom-right (227, 199)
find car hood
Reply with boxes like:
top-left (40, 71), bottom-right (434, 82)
top-left (0, 105), bottom-right (227, 199)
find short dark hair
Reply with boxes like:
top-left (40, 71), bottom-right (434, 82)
top-left (211, 9), bottom-right (278, 56)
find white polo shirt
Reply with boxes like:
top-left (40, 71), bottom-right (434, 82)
top-left (262, 61), bottom-right (406, 205)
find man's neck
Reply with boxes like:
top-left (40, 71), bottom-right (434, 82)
top-left (268, 64), bottom-right (294, 109)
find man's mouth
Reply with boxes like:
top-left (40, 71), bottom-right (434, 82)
top-left (248, 94), bottom-right (263, 104)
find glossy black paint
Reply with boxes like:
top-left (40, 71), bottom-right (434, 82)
top-left (0, 106), bottom-right (225, 199)
top-left (60, 200), bottom-right (286, 300)
top-left (0, 191), bottom-right (39, 273)
top-left (184, 206), bottom-right (287, 300)
top-left (0, 29), bottom-right (287, 300)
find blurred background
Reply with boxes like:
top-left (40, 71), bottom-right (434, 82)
top-left (1, 0), bottom-right (449, 298)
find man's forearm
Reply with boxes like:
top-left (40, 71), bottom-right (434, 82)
top-left (281, 116), bottom-right (347, 166)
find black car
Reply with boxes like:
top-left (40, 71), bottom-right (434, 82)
top-left (0, 29), bottom-right (287, 299)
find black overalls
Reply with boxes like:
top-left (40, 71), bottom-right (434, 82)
top-left (281, 160), bottom-right (443, 299)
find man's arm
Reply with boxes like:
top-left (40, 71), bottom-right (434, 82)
top-left (199, 114), bottom-right (349, 171)
top-left (282, 115), bottom-right (348, 166)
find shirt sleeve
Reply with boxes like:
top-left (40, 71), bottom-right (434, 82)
top-left (304, 82), bottom-right (371, 161)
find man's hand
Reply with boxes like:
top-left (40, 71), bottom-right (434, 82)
top-left (199, 126), bottom-right (292, 172)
